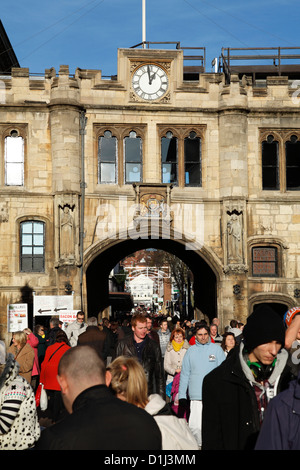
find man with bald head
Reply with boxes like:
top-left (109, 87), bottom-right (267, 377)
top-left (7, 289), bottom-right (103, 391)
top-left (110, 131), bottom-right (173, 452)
top-left (35, 345), bottom-right (161, 450)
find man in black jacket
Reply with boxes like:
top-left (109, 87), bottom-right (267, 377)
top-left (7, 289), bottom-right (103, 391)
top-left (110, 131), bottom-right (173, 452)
top-left (77, 316), bottom-right (107, 360)
top-left (116, 314), bottom-right (165, 398)
top-left (35, 345), bottom-right (162, 450)
top-left (202, 305), bottom-right (295, 450)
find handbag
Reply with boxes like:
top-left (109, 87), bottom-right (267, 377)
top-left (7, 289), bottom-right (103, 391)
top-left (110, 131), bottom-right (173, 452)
top-left (40, 384), bottom-right (48, 411)
top-left (35, 383), bottom-right (42, 407)
top-left (35, 382), bottom-right (48, 410)
top-left (166, 380), bottom-right (173, 398)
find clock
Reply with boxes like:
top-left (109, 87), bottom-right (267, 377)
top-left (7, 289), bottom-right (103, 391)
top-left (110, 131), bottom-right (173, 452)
top-left (132, 64), bottom-right (169, 101)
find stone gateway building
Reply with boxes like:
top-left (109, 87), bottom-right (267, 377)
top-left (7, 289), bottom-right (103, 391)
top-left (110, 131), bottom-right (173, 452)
top-left (1, 40), bottom-right (300, 339)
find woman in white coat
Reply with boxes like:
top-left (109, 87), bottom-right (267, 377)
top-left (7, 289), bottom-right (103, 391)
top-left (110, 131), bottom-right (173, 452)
top-left (106, 356), bottom-right (198, 450)
top-left (164, 328), bottom-right (190, 386)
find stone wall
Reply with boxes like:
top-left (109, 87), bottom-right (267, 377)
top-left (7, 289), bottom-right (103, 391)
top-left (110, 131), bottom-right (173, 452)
top-left (0, 49), bottom-right (300, 339)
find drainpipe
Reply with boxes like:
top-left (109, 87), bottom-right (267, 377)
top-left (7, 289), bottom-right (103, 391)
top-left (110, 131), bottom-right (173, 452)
top-left (79, 110), bottom-right (87, 311)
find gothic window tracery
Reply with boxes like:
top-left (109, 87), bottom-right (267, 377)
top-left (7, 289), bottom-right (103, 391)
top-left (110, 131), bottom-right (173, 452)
top-left (96, 125), bottom-right (144, 185)
top-left (159, 125), bottom-right (204, 187)
top-left (261, 130), bottom-right (300, 191)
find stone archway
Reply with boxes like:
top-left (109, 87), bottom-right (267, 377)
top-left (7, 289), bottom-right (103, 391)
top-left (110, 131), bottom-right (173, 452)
top-left (83, 232), bottom-right (222, 323)
top-left (249, 292), bottom-right (294, 319)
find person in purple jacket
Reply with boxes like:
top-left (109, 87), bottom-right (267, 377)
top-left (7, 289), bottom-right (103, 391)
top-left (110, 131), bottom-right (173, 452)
top-left (255, 370), bottom-right (300, 450)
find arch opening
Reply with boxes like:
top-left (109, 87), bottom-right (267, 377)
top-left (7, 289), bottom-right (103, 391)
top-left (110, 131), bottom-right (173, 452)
top-left (253, 302), bottom-right (289, 318)
top-left (86, 237), bottom-right (217, 323)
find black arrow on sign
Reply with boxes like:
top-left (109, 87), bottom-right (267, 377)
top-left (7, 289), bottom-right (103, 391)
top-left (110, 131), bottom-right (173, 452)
top-left (37, 309), bottom-right (52, 314)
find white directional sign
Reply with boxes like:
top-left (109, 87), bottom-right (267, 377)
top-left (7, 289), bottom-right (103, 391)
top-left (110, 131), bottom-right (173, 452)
top-left (33, 295), bottom-right (73, 317)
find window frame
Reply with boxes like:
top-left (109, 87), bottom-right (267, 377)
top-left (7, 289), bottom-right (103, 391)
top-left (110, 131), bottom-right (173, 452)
top-left (20, 220), bottom-right (45, 273)
top-left (251, 245), bottom-right (279, 278)
top-left (95, 124), bottom-right (145, 185)
top-left (0, 125), bottom-right (27, 188)
top-left (123, 130), bottom-right (143, 184)
top-left (260, 129), bottom-right (300, 192)
top-left (285, 135), bottom-right (300, 190)
top-left (159, 125), bottom-right (205, 188)
top-left (184, 131), bottom-right (202, 187)
top-left (98, 130), bottom-right (118, 184)
top-left (161, 131), bottom-right (178, 185)
top-left (261, 135), bottom-right (279, 190)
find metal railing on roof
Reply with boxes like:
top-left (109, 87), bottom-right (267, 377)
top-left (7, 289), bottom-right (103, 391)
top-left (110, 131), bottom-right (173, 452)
top-left (131, 41), bottom-right (206, 72)
top-left (220, 47), bottom-right (300, 84)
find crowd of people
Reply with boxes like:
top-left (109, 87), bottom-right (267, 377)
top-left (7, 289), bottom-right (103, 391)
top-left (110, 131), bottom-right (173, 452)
top-left (1, 304), bottom-right (300, 450)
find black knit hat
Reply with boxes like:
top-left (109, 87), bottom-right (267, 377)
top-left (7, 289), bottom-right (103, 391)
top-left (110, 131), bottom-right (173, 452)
top-left (243, 305), bottom-right (285, 352)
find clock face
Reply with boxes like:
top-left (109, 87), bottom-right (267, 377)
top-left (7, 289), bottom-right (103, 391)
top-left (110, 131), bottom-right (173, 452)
top-left (132, 64), bottom-right (169, 101)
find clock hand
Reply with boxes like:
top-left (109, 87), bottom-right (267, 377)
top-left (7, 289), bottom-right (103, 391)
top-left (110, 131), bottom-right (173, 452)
top-left (150, 72), bottom-right (156, 85)
top-left (147, 65), bottom-right (151, 84)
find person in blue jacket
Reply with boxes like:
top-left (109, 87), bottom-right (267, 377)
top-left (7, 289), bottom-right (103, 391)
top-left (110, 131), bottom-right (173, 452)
top-left (178, 323), bottom-right (225, 448)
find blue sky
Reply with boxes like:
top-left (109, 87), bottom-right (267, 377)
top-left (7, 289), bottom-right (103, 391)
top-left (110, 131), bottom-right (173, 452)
top-left (1, 0), bottom-right (300, 76)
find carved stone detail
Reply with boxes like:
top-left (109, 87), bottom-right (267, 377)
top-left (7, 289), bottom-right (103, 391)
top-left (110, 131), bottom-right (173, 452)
top-left (55, 195), bottom-right (80, 267)
top-left (223, 200), bottom-right (247, 274)
top-left (0, 202), bottom-right (8, 223)
top-left (132, 183), bottom-right (173, 232)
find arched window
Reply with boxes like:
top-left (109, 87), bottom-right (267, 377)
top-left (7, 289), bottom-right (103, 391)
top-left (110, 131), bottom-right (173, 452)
top-left (160, 125), bottom-right (204, 187)
top-left (124, 131), bottom-right (142, 183)
top-left (184, 131), bottom-right (202, 186)
top-left (161, 131), bottom-right (178, 184)
top-left (262, 135), bottom-right (279, 190)
top-left (98, 130), bottom-right (117, 183)
top-left (5, 130), bottom-right (24, 186)
top-left (96, 125), bottom-right (144, 185)
top-left (285, 135), bottom-right (300, 190)
top-left (20, 221), bottom-right (45, 272)
top-left (261, 130), bottom-right (300, 192)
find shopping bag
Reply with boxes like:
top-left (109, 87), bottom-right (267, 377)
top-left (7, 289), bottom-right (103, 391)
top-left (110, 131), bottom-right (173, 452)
top-left (35, 383), bottom-right (42, 407)
top-left (40, 384), bottom-right (48, 411)
top-left (166, 380), bottom-right (173, 398)
top-left (36, 383), bottom-right (48, 410)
